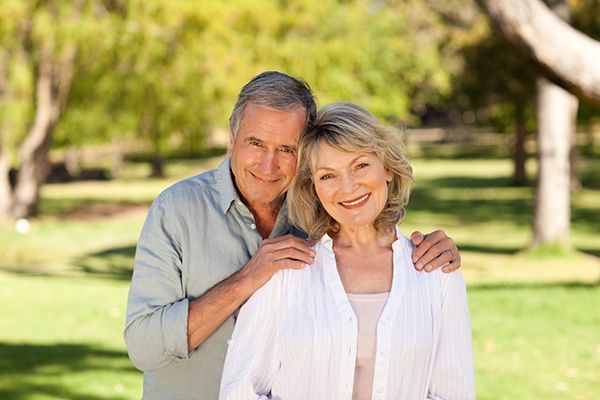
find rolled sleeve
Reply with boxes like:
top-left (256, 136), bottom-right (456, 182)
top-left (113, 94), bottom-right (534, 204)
top-left (124, 194), bottom-right (190, 371)
top-left (428, 272), bottom-right (475, 399)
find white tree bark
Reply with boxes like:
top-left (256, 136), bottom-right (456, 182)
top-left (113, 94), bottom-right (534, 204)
top-left (532, 78), bottom-right (577, 247)
top-left (479, 0), bottom-right (600, 104)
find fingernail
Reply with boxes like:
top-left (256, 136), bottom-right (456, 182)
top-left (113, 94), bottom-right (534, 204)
top-left (425, 264), bottom-right (433, 272)
top-left (412, 256), bottom-right (418, 263)
top-left (442, 266), bottom-right (450, 273)
top-left (415, 262), bottom-right (423, 270)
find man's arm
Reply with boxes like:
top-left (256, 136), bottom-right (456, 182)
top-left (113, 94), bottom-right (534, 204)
top-left (124, 190), bottom-right (314, 370)
top-left (410, 230), bottom-right (461, 273)
top-left (186, 234), bottom-right (314, 351)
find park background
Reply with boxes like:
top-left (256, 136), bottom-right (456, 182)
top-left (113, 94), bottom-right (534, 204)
top-left (1, 0), bottom-right (599, 399)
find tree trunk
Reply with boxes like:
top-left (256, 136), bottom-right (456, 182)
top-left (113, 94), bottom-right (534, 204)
top-left (531, 0), bottom-right (579, 249)
top-left (0, 50), bottom-right (13, 221)
top-left (12, 43), bottom-right (77, 219)
top-left (512, 103), bottom-right (528, 185)
top-left (478, 0), bottom-right (600, 105)
top-left (532, 78), bottom-right (577, 248)
top-left (0, 146), bottom-right (12, 221)
top-left (569, 125), bottom-right (581, 191)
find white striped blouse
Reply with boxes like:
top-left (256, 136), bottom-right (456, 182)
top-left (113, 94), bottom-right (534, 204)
top-left (219, 228), bottom-right (475, 400)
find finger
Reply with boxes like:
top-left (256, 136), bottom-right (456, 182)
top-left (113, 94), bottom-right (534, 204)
top-left (410, 231), bottom-right (425, 247)
top-left (273, 247), bottom-right (315, 265)
top-left (264, 234), bottom-right (312, 246)
top-left (414, 237), bottom-right (452, 271)
top-left (442, 259), bottom-right (460, 273)
top-left (279, 259), bottom-right (311, 270)
top-left (412, 230), bottom-right (446, 268)
top-left (422, 248), bottom-right (454, 272)
top-left (264, 237), bottom-right (316, 256)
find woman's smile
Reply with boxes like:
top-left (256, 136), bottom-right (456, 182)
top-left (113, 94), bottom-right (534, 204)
top-left (339, 193), bottom-right (371, 208)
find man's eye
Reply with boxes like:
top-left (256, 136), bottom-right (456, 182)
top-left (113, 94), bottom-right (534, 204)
top-left (280, 147), bottom-right (295, 154)
top-left (249, 141), bottom-right (261, 146)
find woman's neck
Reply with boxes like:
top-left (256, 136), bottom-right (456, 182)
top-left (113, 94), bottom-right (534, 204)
top-left (332, 225), bottom-right (396, 252)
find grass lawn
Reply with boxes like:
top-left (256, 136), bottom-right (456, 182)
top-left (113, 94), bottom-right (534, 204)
top-left (1, 156), bottom-right (599, 399)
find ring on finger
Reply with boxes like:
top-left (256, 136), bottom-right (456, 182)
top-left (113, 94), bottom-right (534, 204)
top-left (445, 249), bottom-right (456, 259)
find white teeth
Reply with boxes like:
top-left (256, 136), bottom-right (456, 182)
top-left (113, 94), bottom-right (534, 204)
top-left (341, 194), bottom-right (369, 206)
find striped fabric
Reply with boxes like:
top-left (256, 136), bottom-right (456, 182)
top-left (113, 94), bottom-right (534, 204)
top-left (219, 228), bottom-right (475, 400)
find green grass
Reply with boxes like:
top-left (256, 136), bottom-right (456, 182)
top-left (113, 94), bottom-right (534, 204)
top-left (1, 156), bottom-right (599, 399)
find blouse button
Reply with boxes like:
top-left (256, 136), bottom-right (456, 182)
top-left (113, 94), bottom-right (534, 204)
top-left (380, 350), bottom-right (389, 357)
top-left (376, 387), bottom-right (384, 394)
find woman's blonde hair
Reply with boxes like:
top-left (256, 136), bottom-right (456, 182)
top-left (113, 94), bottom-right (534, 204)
top-left (288, 102), bottom-right (413, 239)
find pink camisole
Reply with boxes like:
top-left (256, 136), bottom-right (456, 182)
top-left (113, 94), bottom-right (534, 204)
top-left (346, 292), bottom-right (390, 400)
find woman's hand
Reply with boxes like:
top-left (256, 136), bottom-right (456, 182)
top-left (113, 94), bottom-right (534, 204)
top-left (410, 230), bottom-right (460, 273)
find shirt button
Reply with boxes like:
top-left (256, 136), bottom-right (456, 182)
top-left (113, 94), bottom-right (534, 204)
top-left (250, 223), bottom-right (256, 230)
top-left (380, 350), bottom-right (389, 357)
top-left (376, 387), bottom-right (384, 394)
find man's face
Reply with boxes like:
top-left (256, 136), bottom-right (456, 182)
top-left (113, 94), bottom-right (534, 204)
top-left (229, 103), bottom-right (307, 211)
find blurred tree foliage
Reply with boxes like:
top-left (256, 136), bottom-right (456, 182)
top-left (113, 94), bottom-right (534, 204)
top-left (55, 0), bottom-right (462, 158)
top-left (1, 0), bottom-right (598, 219)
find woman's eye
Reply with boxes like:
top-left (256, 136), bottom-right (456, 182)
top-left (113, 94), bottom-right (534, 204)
top-left (356, 163), bottom-right (369, 170)
top-left (319, 174), bottom-right (334, 181)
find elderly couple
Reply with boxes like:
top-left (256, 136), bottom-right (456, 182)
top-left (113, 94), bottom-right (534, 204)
top-left (124, 71), bottom-right (475, 399)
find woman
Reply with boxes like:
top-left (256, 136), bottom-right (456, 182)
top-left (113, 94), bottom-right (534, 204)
top-left (219, 102), bottom-right (475, 399)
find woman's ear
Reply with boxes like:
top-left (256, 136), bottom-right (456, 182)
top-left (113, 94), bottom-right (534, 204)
top-left (385, 168), bottom-right (393, 183)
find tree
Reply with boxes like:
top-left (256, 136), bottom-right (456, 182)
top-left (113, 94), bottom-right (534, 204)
top-left (453, 19), bottom-right (537, 185)
top-left (0, 1), bottom-right (121, 220)
top-left (477, 0), bottom-right (600, 104)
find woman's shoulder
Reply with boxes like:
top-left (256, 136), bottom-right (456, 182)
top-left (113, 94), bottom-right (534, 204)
top-left (394, 230), bottom-right (461, 290)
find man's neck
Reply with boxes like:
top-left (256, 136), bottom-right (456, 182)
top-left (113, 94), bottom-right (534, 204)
top-left (248, 205), bottom-right (281, 239)
top-left (247, 199), bottom-right (284, 239)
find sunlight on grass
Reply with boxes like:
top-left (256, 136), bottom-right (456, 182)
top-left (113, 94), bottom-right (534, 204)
top-left (1, 156), bottom-right (598, 399)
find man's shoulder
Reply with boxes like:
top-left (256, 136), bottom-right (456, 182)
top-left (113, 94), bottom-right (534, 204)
top-left (155, 167), bottom-right (221, 205)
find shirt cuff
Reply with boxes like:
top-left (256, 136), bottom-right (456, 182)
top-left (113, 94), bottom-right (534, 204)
top-left (161, 297), bottom-right (190, 360)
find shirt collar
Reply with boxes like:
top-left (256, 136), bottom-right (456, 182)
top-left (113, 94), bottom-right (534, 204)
top-left (215, 156), bottom-right (240, 214)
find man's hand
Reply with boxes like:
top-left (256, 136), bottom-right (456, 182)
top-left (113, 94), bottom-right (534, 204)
top-left (410, 230), bottom-right (460, 273)
top-left (240, 234), bottom-right (316, 288)
top-left (187, 234), bottom-right (315, 351)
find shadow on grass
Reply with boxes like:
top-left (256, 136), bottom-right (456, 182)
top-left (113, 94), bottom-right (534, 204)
top-left (421, 176), bottom-right (517, 189)
top-left (409, 186), bottom-right (534, 224)
top-left (2, 245), bottom-right (136, 281)
top-left (469, 280), bottom-right (600, 291)
top-left (580, 247), bottom-right (600, 258)
top-left (0, 342), bottom-right (136, 400)
top-left (459, 244), bottom-right (521, 255)
top-left (74, 246), bottom-right (136, 280)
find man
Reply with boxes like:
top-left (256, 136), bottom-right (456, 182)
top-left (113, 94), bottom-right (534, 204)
top-left (124, 71), bottom-right (461, 399)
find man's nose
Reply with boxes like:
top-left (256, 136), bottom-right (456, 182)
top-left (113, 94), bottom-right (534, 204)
top-left (257, 151), bottom-right (278, 173)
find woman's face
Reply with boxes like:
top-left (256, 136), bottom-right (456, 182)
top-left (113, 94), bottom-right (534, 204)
top-left (312, 142), bottom-right (392, 231)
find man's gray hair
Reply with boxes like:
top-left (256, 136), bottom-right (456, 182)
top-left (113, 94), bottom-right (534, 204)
top-left (229, 71), bottom-right (317, 138)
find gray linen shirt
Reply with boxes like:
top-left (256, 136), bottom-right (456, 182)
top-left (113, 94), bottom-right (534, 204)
top-left (124, 157), bottom-right (300, 399)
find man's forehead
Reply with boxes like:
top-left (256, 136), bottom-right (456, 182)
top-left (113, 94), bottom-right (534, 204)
top-left (238, 104), bottom-right (306, 142)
